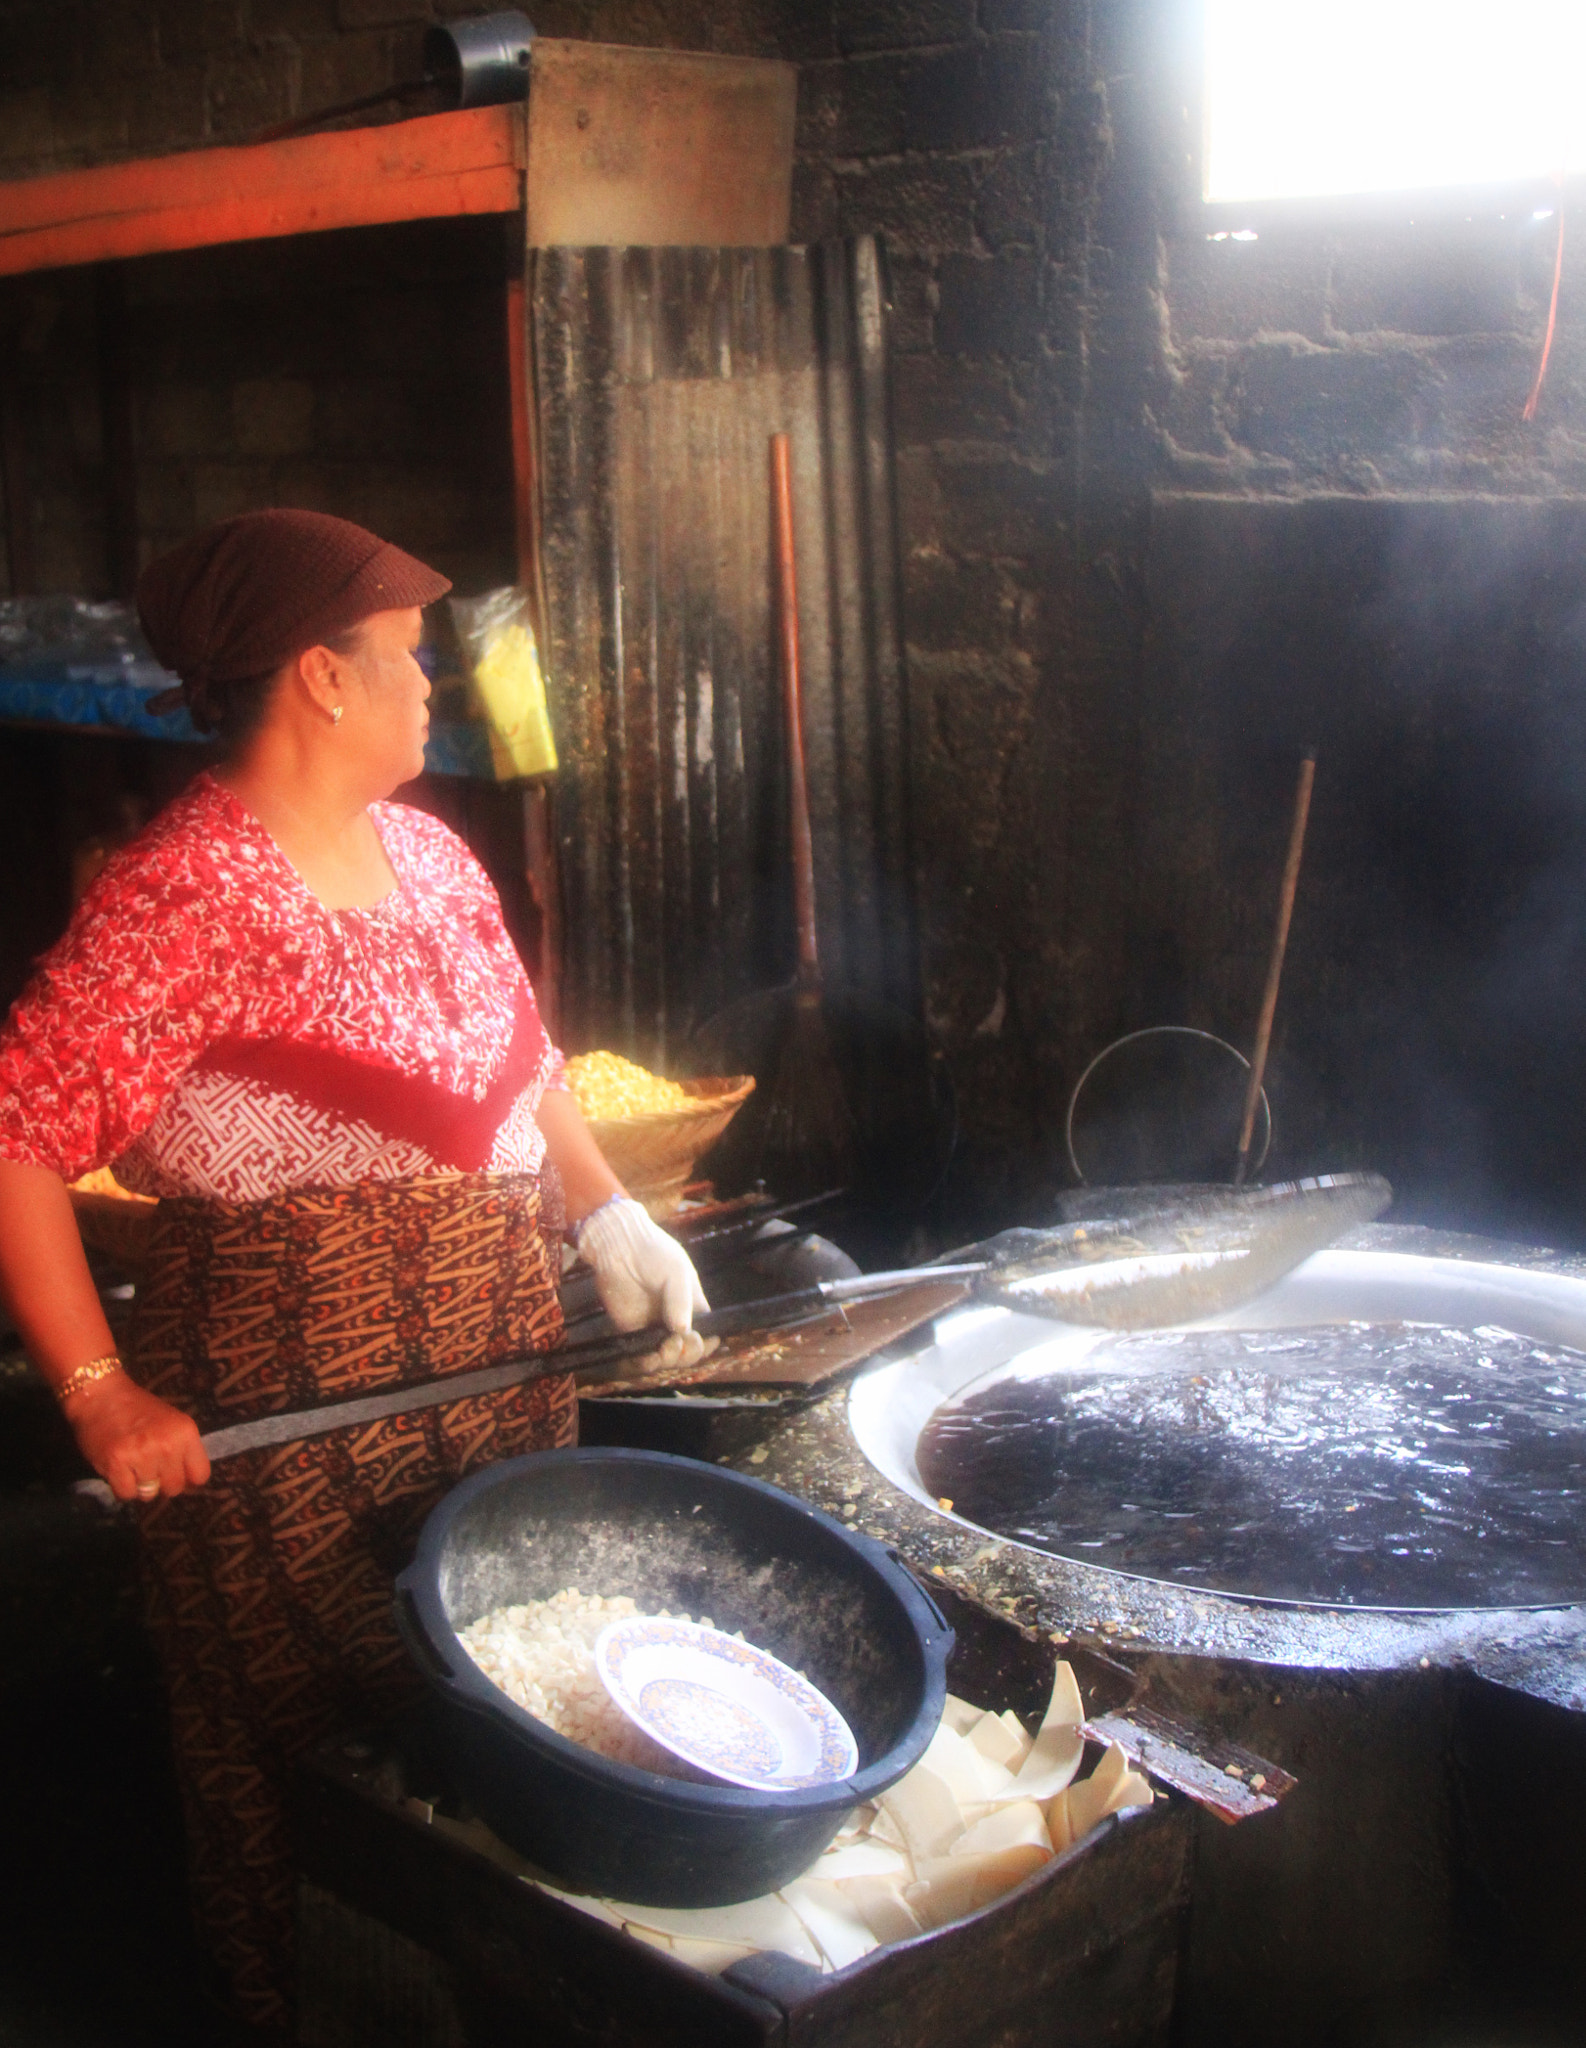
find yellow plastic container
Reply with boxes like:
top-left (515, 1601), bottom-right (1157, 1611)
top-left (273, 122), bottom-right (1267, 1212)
top-left (471, 618), bottom-right (558, 779)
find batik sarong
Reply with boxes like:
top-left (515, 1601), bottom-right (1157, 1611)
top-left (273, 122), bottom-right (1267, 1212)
top-left (127, 1169), bottom-right (572, 2036)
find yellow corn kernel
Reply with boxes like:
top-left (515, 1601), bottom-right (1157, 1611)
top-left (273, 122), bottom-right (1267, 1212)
top-left (564, 1050), bottom-right (691, 1121)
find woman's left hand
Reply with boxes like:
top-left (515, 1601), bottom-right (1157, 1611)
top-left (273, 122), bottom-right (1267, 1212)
top-left (576, 1196), bottom-right (710, 1361)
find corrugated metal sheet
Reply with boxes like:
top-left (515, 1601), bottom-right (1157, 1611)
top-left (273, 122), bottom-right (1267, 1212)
top-left (531, 238), bottom-right (914, 1067)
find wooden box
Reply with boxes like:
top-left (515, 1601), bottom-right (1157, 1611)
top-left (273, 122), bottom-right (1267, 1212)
top-left (294, 1613), bottom-right (1193, 2048)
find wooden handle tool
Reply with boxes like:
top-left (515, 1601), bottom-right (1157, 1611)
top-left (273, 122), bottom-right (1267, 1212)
top-left (1234, 755), bottom-right (1315, 1185)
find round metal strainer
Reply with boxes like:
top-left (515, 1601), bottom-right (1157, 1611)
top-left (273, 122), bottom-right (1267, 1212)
top-left (1064, 1025), bottom-right (1271, 1186)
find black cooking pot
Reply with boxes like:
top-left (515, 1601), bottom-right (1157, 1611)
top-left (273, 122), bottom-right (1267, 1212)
top-left (394, 1448), bottom-right (953, 1905)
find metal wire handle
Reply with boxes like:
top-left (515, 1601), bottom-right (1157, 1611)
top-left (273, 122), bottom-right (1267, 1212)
top-left (1064, 1024), bottom-right (1272, 1187)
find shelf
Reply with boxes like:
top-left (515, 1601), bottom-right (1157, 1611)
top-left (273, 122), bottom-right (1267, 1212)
top-left (0, 107), bottom-right (522, 278)
top-left (0, 663), bottom-right (498, 779)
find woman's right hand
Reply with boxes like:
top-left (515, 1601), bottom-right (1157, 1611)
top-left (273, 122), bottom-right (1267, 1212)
top-left (67, 1373), bottom-right (211, 1502)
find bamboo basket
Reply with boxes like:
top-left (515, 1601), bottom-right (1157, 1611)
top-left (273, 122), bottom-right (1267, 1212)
top-left (583, 1075), bottom-right (756, 1217)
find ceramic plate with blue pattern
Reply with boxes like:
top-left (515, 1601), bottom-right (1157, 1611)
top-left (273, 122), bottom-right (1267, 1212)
top-left (594, 1617), bottom-right (859, 1790)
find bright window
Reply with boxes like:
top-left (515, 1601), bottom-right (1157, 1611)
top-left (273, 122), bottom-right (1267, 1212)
top-left (1204, 0), bottom-right (1586, 205)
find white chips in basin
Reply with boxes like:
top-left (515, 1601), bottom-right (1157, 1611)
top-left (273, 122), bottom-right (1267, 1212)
top-left (594, 1617), bottom-right (859, 1790)
top-left (527, 1657), bottom-right (1158, 1977)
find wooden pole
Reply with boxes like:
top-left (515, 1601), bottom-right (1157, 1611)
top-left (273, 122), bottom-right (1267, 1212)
top-left (506, 264), bottom-right (538, 603)
top-left (522, 781), bottom-right (562, 1044)
top-left (1234, 755), bottom-right (1315, 1185)
top-left (509, 205), bottom-right (561, 1040)
top-left (772, 429), bottom-right (819, 996)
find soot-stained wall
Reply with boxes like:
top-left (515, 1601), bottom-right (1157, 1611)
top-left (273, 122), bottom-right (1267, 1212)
top-left (3, 0), bottom-right (1586, 1240)
top-left (789, 1), bottom-right (1586, 1240)
top-left (1, 219), bottom-right (518, 600)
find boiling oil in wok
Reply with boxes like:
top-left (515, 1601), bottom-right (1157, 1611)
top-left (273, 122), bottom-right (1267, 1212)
top-left (916, 1322), bottom-right (1586, 1607)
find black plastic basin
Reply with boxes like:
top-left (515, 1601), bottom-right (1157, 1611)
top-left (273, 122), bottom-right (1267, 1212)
top-left (394, 1447), bottom-right (953, 1905)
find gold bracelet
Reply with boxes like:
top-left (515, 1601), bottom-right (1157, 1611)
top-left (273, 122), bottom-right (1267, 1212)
top-left (55, 1353), bottom-right (124, 1405)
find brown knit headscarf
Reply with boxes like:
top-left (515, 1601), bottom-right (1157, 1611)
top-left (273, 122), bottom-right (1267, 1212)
top-left (138, 509), bottom-right (452, 737)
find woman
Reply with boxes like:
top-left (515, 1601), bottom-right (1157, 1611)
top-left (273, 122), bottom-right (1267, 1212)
top-left (0, 509), bottom-right (707, 2039)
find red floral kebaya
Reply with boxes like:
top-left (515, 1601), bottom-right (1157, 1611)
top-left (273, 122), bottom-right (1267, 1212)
top-left (0, 772), bottom-right (564, 1202)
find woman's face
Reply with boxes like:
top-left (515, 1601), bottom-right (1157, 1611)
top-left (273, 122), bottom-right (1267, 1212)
top-left (341, 605), bottom-right (430, 788)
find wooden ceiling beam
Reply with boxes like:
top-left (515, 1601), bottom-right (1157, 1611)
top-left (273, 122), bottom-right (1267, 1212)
top-left (0, 106), bottom-right (523, 278)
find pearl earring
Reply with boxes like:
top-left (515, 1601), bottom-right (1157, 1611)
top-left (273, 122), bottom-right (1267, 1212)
top-left (330, 705), bottom-right (343, 725)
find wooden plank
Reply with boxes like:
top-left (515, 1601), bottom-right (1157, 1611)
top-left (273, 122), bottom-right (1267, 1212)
top-left (295, 1738), bottom-right (1190, 2048)
top-left (505, 269), bottom-right (537, 591)
top-left (577, 1281), bottom-right (974, 1396)
top-left (1083, 1706), bottom-right (1295, 1826)
top-left (0, 105), bottom-right (521, 234)
top-left (524, 40), bottom-right (795, 247)
top-left (294, 1756), bottom-right (786, 2048)
top-left (297, 1883), bottom-right (467, 2048)
top-left (0, 107), bottom-right (522, 278)
top-left (522, 782), bottom-right (563, 1042)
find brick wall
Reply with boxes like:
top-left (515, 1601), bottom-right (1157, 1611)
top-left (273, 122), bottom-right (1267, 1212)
top-left (786, 2), bottom-right (1114, 1221)
top-left (784, 3), bottom-right (1586, 1235)
top-left (0, 0), bottom-right (822, 597)
top-left (2, 217), bottom-right (519, 599)
top-left (1160, 221), bottom-right (1584, 495)
top-left (0, 1), bottom-right (426, 174)
top-left (0, 0), bottom-right (824, 177)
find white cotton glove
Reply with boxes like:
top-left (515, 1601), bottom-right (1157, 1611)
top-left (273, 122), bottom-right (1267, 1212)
top-left (576, 1198), bottom-right (710, 1368)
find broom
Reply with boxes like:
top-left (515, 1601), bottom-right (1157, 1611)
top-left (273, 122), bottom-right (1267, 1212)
top-left (758, 431), bottom-right (858, 1197)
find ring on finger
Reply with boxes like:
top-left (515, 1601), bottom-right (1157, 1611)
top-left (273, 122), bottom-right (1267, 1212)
top-left (135, 1478), bottom-right (160, 1500)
